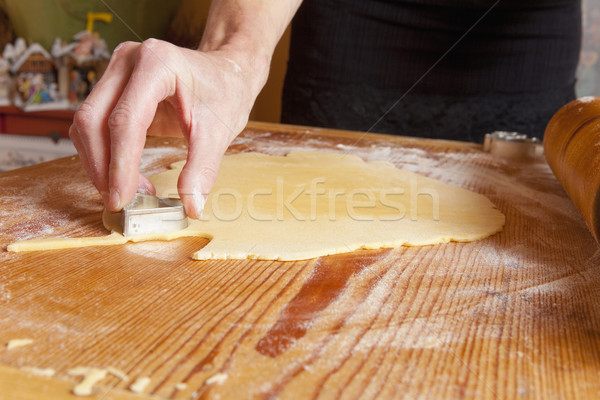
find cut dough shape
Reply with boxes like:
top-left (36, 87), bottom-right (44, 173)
top-left (7, 152), bottom-right (505, 260)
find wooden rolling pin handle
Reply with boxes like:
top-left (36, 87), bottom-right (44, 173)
top-left (544, 96), bottom-right (600, 244)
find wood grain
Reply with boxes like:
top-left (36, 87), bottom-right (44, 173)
top-left (1, 122), bottom-right (599, 399)
top-left (0, 363), bottom-right (153, 400)
top-left (543, 97), bottom-right (600, 243)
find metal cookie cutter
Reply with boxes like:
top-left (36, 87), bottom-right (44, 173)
top-left (483, 131), bottom-right (545, 160)
top-left (120, 194), bottom-right (188, 237)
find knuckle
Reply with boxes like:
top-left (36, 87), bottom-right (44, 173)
top-left (73, 102), bottom-right (96, 135)
top-left (108, 105), bottom-right (138, 132)
top-left (139, 38), bottom-right (164, 58)
top-left (137, 39), bottom-right (175, 72)
top-left (142, 38), bottom-right (162, 47)
top-left (113, 40), bottom-right (138, 54)
top-left (68, 123), bottom-right (78, 141)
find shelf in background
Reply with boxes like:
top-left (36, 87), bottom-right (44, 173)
top-left (0, 106), bottom-right (75, 138)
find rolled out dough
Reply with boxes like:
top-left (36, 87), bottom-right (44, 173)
top-left (8, 151), bottom-right (505, 260)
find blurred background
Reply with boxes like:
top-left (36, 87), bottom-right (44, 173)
top-left (0, 0), bottom-right (289, 123)
top-left (0, 0), bottom-right (598, 123)
top-left (0, 0), bottom-right (598, 171)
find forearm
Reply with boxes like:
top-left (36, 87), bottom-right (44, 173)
top-left (199, 0), bottom-right (303, 96)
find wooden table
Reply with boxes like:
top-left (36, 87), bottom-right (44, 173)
top-left (1, 122), bottom-right (599, 399)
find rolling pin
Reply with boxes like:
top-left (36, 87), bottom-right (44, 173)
top-left (544, 96), bottom-right (600, 244)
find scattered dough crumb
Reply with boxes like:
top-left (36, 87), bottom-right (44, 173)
top-left (130, 376), bottom-right (151, 394)
top-left (6, 338), bottom-right (33, 349)
top-left (68, 367), bottom-right (108, 396)
top-left (21, 366), bottom-right (55, 377)
top-left (106, 367), bottom-right (128, 381)
top-left (67, 366), bottom-right (128, 396)
top-left (205, 373), bottom-right (228, 385)
top-left (175, 382), bottom-right (187, 390)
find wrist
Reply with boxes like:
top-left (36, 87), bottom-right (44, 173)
top-left (203, 42), bottom-right (272, 102)
top-left (197, 1), bottom-right (298, 102)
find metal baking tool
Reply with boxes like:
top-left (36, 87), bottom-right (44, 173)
top-left (483, 131), bottom-right (544, 160)
top-left (120, 194), bottom-right (188, 237)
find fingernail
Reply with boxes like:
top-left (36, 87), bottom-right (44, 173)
top-left (109, 188), bottom-right (121, 211)
top-left (137, 184), bottom-right (153, 195)
top-left (137, 176), bottom-right (156, 196)
top-left (190, 186), bottom-right (205, 219)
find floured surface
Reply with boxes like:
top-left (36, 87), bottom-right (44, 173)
top-left (0, 146), bottom-right (187, 263)
top-left (2, 127), bottom-right (600, 400)
top-left (8, 151), bottom-right (505, 260)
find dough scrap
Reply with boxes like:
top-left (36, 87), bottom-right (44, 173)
top-left (68, 367), bottom-right (107, 396)
top-left (7, 151), bottom-right (505, 260)
top-left (20, 366), bottom-right (55, 377)
top-left (205, 372), bottom-right (228, 385)
top-left (67, 366), bottom-right (127, 396)
top-left (129, 376), bottom-right (151, 394)
top-left (175, 382), bottom-right (187, 390)
top-left (6, 338), bottom-right (33, 349)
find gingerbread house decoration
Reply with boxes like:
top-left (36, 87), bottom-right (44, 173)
top-left (0, 58), bottom-right (10, 106)
top-left (11, 43), bottom-right (54, 75)
top-left (52, 31), bottom-right (110, 105)
top-left (9, 42), bottom-right (68, 110)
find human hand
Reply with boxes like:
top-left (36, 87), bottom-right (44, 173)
top-left (69, 39), bottom-right (260, 219)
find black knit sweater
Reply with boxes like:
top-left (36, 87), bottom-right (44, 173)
top-left (281, 0), bottom-right (582, 142)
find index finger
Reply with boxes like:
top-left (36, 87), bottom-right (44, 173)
top-left (106, 39), bottom-right (177, 211)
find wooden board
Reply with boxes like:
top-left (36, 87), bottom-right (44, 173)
top-left (1, 122), bottom-right (599, 399)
